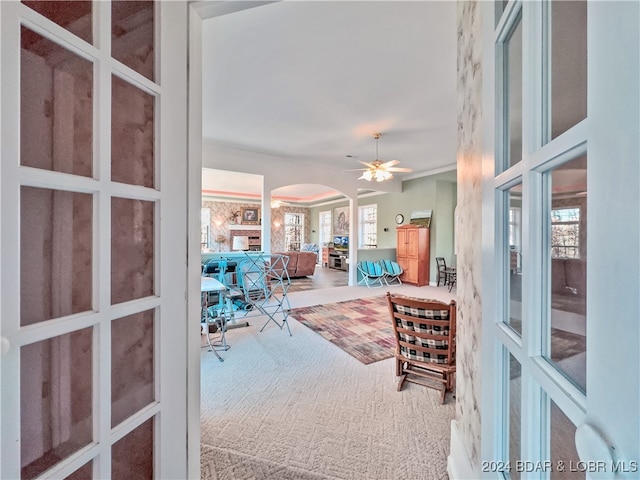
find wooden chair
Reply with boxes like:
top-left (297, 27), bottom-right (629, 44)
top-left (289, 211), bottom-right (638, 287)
top-left (386, 293), bottom-right (457, 403)
top-left (435, 257), bottom-right (448, 286)
top-left (436, 256), bottom-right (456, 290)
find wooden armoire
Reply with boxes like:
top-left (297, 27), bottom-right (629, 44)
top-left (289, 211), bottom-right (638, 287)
top-left (396, 225), bottom-right (430, 286)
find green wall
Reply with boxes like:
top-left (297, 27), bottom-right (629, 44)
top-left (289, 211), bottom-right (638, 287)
top-left (309, 170), bottom-right (457, 284)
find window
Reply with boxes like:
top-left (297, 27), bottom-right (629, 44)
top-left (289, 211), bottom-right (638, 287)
top-left (509, 207), bottom-right (521, 249)
top-left (201, 208), bottom-right (211, 250)
top-left (358, 204), bottom-right (377, 248)
top-left (318, 210), bottom-right (332, 245)
top-left (550, 207), bottom-right (580, 259)
top-left (284, 212), bottom-right (304, 251)
top-left (506, 187), bottom-right (522, 334)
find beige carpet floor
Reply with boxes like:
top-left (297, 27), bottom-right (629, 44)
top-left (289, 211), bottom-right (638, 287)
top-left (200, 284), bottom-right (457, 480)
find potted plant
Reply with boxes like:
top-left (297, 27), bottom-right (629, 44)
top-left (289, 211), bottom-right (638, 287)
top-left (228, 211), bottom-right (240, 224)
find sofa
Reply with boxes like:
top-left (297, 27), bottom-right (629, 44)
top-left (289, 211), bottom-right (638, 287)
top-left (275, 251), bottom-right (317, 278)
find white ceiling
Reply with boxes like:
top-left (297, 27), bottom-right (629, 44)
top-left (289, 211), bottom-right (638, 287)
top-left (201, 168), bottom-right (341, 203)
top-left (200, 1), bottom-right (458, 201)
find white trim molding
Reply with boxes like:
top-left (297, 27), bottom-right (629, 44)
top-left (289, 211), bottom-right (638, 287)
top-left (448, 420), bottom-right (477, 480)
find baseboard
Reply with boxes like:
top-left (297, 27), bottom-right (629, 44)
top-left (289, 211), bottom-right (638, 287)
top-left (448, 420), bottom-right (476, 479)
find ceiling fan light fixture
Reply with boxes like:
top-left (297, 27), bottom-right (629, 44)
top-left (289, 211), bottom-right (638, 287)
top-left (360, 170), bottom-right (373, 181)
top-left (350, 132), bottom-right (411, 182)
top-left (359, 166), bottom-right (393, 182)
top-left (376, 169), bottom-right (392, 182)
top-left (361, 133), bottom-right (394, 182)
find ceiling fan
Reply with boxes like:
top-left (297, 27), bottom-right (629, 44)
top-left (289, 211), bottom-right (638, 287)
top-left (348, 133), bottom-right (412, 182)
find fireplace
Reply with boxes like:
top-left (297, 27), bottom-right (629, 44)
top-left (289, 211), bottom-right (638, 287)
top-left (230, 229), bottom-right (261, 251)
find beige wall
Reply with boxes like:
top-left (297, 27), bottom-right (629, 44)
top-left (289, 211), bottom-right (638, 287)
top-left (308, 171), bottom-right (457, 283)
top-left (270, 205), bottom-right (312, 252)
top-left (201, 198), bottom-right (311, 252)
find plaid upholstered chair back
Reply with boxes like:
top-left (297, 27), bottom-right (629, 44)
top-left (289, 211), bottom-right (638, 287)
top-left (386, 293), bottom-right (457, 367)
top-left (386, 293), bottom-right (457, 402)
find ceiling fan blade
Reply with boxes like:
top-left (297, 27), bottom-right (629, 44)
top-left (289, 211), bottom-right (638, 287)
top-left (357, 160), bottom-right (374, 167)
top-left (380, 159), bottom-right (401, 168)
top-left (344, 168), bottom-right (368, 172)
top-left (387, 167), bottom-right (413, 172)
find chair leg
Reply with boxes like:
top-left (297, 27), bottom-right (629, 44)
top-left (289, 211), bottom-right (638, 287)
top-left (201, 293), bottom-right (224, 362)
top-left (203, 322), bottom-right (224, 362)
top-left (396, 358), bottom-right (403, 376)
top-left (362, 276), bottom-right (385, 288)
top-left (397, 374), bottom-right (407, 391)
top-left (384, 275), bottom-right (402, 286)
top-left (446, 371), bottom-right (456, 392)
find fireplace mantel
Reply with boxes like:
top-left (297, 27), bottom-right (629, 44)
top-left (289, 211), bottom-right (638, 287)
top-left (228, 224), bottom-right (261, 231)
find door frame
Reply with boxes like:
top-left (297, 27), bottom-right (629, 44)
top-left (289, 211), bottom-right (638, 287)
top-left (480, 1), bottom-right (639, 478)
top-left (0, 2), bottom-right (189, 477)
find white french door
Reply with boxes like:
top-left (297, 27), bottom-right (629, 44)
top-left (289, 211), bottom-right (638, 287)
top-left (483, 1), bottom-right (639, 479)
top-left (1, 1), bottom-right (188, 478)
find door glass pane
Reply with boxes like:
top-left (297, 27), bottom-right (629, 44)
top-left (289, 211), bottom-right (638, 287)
top-left (505, 13), bottom-right (522, 169)
top-left (20, 328), bottom-right (93, 479)
top-left (549, 1), bottom-right (587, 141)
top-left (509, 353), bottom-right (521, 480)
top-left (21, 26), bottom-right (93, 177)
top-left (112, 310), bottom-right (155, 427)
top-left (21, 187), bottom-right (93, 326)
top-left (495, 0), bottom-right (509, 27)
top-left (546, 155), bottom-right (587, 392)
top-left (111, 75), bottom-right (155, 188)
top-left (22, 1), bottom-right (92, 44)
top-left (550, 399), bottom-right (581, 479)
top-left (111, 197), bottom-right (154, 305)
top-left (112, 1), bottom-right (155, 81)
top-left (505, 184), bottom-right (522, 335)
top-left (65, 461), bottom-right (92, 480)
top-left (112, 418), bottom-right (154, 478)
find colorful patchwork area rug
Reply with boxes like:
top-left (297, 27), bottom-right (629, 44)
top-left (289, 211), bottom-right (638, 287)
top-left (289, 296), bottom-right (395, 365)
top-left (281, 276), bottom-right (316, 293)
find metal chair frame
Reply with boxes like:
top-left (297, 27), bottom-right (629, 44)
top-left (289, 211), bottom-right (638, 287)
top-left (380, 259), bottom-right (403, 286)
top-left (201, 278), bottom-right (230, 362)
top-left (357, 260), bottom-right (386, 288)
top-left (236, 254), bottom-right (292, 336)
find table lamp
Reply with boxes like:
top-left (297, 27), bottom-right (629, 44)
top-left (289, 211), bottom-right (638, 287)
top-left (232, 235), bottom-right (249, 251)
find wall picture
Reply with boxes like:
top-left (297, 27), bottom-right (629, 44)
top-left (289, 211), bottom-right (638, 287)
top-left (241, 207), bottom-right (260, 225)
top-left (333, 206), bottom-right (349, 235)
top-left (410, 209), bottom-right (432, 227)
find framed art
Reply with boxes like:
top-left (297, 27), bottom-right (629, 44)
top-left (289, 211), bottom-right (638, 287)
top-left (409, 209), bottom-right (432, 228)
top-left (241, 207), bottom-right (260, 225)
top-left (333, 206), bottom-right (349, 235)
